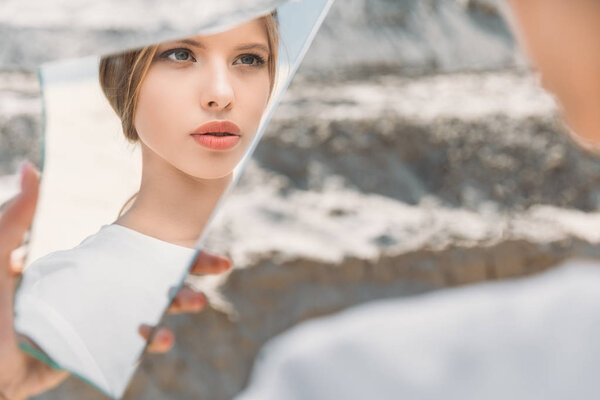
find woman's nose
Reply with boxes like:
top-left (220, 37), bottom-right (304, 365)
top-left (201, 62), bottom-right (234, 111)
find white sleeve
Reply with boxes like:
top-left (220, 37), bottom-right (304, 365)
top-left (235, 260), bottom-right (600, 400)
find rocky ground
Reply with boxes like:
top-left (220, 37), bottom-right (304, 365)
top-left (4, 68), bottom-right (599, 399)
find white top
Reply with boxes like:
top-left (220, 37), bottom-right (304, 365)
top-left (14, 224), bottom-right (197, 399)
top-left (236, 259), bottom-right (600, 400)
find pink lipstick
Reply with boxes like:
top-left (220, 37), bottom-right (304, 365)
top-left (190, 120), bottom-right (241, 150)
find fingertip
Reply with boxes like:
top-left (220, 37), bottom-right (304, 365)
top-left (192, 251), bottom-right (232, 274)
top-left (155, 328), bottom-right (174, 352)
top-left (211, 255), bottom-right (231, 273)
top-left (20, 161), bottom-right (40, 191)
top-left (143, 326), bottom-right (175, 353)
top-left (15, 160), bottom-right (39, 212)
top-left (0, 163), bottom-right (40, 255)
top-left (219, 257), bottom-right (232, 271)
top-left (159, 329), bottom-right (174, 344)
top-left (138, 324), bottom-right (151, 339)
top-left (194, 292), bottom-right (208, 310)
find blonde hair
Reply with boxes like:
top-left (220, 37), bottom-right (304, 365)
top-left (99, 11), bottom-right (279, 143)
top-left (99, 12), bottom-right (279, 217)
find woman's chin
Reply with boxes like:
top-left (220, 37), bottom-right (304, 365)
top-left (184, 168), bottom-right (235, 182)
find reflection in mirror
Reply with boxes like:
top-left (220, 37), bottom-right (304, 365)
top-left (12, 1), bottom-right (334, 398)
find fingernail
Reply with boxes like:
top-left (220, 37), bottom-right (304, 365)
top-left (160, 332), bottom-right (171, 344)
top-left (19, 160), bottom-right (31, 189)
top-left (220, 258), bottom-right (231, 270)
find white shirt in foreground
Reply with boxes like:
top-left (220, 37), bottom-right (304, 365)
top-left (236, 259), bottom-right (600, 400)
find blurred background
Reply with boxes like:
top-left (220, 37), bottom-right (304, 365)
top-left (4, 0), bottom-right (600, 399)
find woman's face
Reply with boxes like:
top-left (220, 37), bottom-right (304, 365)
top-left (134, 18), bottom-right (272, 179)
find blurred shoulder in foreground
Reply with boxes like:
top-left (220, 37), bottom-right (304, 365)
top-left (236, 259), bottom-right (600, 400)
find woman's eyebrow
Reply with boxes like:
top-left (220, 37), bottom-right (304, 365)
top-left (234, 43), bottom-right (270, 53)
top-left (179, 38), bottom-right (205, 48)
top-left (177, 39), bottom-right (269, 53)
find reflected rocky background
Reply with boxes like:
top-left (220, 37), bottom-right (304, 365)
top-left (3, 0), bottom-right (600, 399)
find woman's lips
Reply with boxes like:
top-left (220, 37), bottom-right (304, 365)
top-left (192, 134), bottom-right (240, 150)
top-left (190, 120), bottom-right (241, 151)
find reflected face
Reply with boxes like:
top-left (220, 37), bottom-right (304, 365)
top-left (134, 18), bottom-right (272, 179)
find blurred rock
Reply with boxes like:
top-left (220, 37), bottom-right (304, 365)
top-left (301, 0), bottom-right (520, 79)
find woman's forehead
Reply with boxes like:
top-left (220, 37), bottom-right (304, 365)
top-left (164, 18), bottom-right (268, 50)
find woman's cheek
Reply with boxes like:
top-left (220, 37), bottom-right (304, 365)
top-left (136, 73), bottom-right (185, 143)
top-left (246, 78), bottom-right (271, 125)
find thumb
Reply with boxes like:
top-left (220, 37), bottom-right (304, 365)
top-left (0, 162), bottom-right (40, 261)
top-left (0, 164), bottom-right (41, 397)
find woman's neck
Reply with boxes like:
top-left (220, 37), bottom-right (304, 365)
top-left (114, 145), bottom-right (231, 248)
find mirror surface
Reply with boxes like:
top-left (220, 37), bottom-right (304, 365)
top-left (12, 1), bottom-right (334, 398)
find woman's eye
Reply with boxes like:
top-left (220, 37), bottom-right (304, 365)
top-left (160, 48), bottom-right (195, 62)
top-left (234, 54), bottom-right (266, 66)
